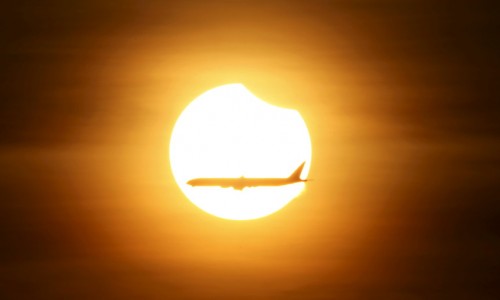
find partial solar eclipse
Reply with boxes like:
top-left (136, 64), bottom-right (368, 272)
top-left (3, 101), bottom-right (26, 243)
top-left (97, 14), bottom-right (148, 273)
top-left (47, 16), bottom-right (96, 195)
top-left (169, 84), bottom-right (311, 220)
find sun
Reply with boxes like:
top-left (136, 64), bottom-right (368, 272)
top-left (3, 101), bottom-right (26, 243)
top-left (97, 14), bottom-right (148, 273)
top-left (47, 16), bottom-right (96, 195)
top-left (169, 84), bottom-right (311, 220)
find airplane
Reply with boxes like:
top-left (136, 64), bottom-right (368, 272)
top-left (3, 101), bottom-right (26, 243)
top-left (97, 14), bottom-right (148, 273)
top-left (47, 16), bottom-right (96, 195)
top-left (186, 162), bottom-right (308, 190)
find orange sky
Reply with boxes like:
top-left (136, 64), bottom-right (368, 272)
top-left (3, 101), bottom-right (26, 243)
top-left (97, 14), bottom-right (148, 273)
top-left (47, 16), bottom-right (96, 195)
top-left (1, 1), bottom-right (498, 299)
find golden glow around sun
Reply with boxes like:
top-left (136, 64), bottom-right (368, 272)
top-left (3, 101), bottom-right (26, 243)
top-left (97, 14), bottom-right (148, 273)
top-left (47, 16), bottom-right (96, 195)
top-left (169, 84), bottom-right (311, 220)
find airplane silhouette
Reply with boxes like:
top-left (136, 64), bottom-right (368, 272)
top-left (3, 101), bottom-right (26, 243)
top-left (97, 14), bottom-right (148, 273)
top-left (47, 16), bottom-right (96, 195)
top-left (187, 162), bottom-right (308, 190)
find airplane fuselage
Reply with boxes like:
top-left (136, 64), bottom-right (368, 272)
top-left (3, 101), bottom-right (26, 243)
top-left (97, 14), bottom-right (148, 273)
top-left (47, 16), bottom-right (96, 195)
top-left (187, 177), bottom-right (304, 190)
top-left (186, 162), bottom-right (308, 190)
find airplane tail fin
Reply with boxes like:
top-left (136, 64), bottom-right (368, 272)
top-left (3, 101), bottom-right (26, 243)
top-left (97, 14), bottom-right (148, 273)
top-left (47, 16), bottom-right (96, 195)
top-left (288, 161), bottom-right (306, 181)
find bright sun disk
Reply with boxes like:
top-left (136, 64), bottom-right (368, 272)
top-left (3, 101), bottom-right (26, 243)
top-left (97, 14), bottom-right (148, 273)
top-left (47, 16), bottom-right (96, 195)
top-left (169, 83), bottom-right (311, 220)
